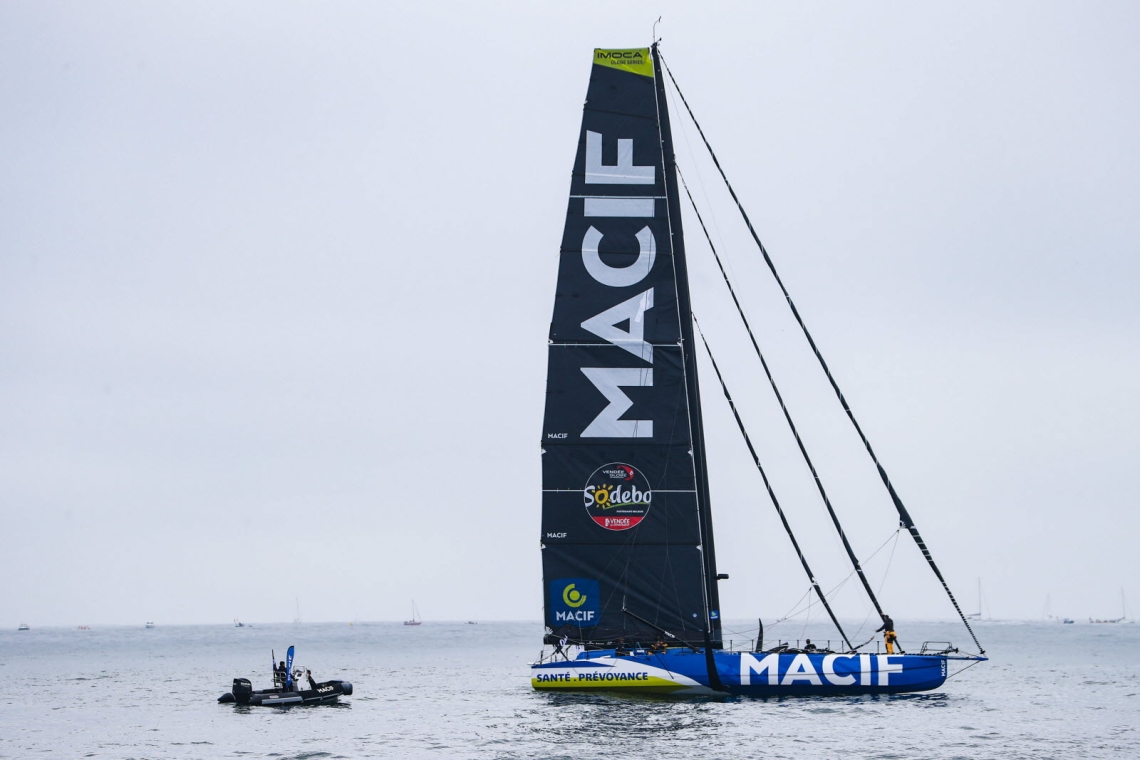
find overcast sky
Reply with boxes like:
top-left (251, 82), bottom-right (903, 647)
top-left (3, 2), bottom-right (1138, 631)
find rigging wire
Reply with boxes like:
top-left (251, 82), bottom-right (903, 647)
top-left (946, 658), bottom-right (985, 681)
top-left (665, 66), bottom-right (740, 313)
top-left (678, 165), bottom-right (888, 622)
top-left (749, 527), bottom-right (905, 649)
top-left (660, 51), bottom-right (985, 655)
top-left (779, 586), bottom-right (814, 624)
top-left (694, 317), bottom-right (853, 651)
top-left (848, 528), bottom-right (903, 644)
top-left (876, 529), bottom-right (903, 597)
top-left (801, 586), bottom-right (814, 643)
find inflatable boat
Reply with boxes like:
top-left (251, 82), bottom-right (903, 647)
top-left (218, 677), bottom-right (352, 706)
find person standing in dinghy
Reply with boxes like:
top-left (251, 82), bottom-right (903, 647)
top-left (877, 614), bottom-right (904, 654)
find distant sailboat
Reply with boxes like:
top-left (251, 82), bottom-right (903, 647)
top-left (966, 578), bottom-right (984, 619)
top-left (1091, 589), bottom-right (1128, 624)
top-left (403, 601), bottom-right (421, 626)
top-left (145, 622), bottom-right (156, 629)
top-left (966, 579), bottom-right (985, 620)
top-left (17, 623), bottom-right (30, 631)
top-left (234, 619), bottom-right (245, 628)
top-left (294, 597), bottom-right (302, 625)
top-left (1044, 594), bottom-right (1077, 624)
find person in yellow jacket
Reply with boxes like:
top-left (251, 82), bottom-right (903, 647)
top-left (876, 613), bottom-right (904, 654)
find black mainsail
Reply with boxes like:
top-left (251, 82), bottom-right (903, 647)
top-left (540, 46), bottom-right (722, 650)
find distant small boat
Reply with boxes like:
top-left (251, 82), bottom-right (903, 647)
top-left (1043, 594), bottom-right (1068, 623)
top-left (466, 621), bottom-right (478, 625)
top-left (17, 623), bottom-right (30, 631)
top-left (403, 601), bottom-right (422, 626)
top-left (234, 619), bottom-right (245, 628)
top-left (77, 625), bottom-right (90, 630)
top-left (1062, 618), bottom-right (1075, 624)
top-left (145, 622), bottom-right (156, 629)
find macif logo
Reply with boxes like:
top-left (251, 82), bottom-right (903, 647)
top-left (549, 578), bottom-right (600, 626)
top-left (563, 584), bottom-right (587, 608)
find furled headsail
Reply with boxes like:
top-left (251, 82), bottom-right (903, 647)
top-left (540, 46), bottom-right (721, 649)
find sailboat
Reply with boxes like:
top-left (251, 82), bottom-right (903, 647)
top-left (966, 579), bottom-right (985, 620)
top-left (1091, 589), bottom-right (1128, 624)
top-left (1043, 595), bottom-right (1073, 624)
top-left (403, 601), bottom-right (422, 626)
top-left (532, 44), bottom-right (987, 696)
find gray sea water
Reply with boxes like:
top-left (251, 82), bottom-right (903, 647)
top-left (2, 620), bottom-right (1137, 759)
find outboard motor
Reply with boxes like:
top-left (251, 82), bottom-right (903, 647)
top-left (231, 677), bottom-right (254, 705)
top-left (341, 681), bottom-right (353, 696)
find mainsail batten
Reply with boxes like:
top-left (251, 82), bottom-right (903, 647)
top-left (540, 47), bottom-right (718, 648)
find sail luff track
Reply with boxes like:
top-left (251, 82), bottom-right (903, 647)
top-left (661, 53), bottom-right (984, 654)
top-left (695, 319), bottom-right (853, 651)
top-left (679, 168), bottom-right (887, 623)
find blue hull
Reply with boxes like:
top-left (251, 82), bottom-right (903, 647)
top-left (533, 648), bottom-right (960, 696)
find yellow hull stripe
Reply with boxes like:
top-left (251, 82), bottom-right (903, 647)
top-left (533, 675), bottom-right (687, 691)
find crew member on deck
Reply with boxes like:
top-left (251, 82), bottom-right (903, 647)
top-left (804, 639), bottom-right (817, 652)
top-left (306, 669), bottom-right (317, 690)
top-left (876, 614), bottom-right (902, 654)
top-left (274, 661), bottom-right (287, 688)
